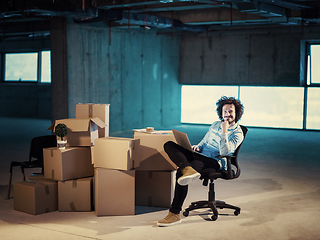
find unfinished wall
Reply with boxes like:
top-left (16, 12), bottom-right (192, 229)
top-left (0, 39), bottom-right (51, 119)
top-left (64, 20), bottom-right (181, 133)
top-left (180, 28), bottom-right (320, 86)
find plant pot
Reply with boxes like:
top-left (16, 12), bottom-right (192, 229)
top-left (57, 140), bottom-right (67, 150)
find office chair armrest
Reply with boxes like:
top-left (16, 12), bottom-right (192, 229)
top-left (215, 155), bottom-right (235, 159)
top-left (216, 155), bottom-right (235, 179)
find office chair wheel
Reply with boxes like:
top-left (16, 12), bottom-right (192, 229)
top-left (234, 210), bottom-right (240, 216)
top-left (183, 210), bottom-right (189, 217)
top-left (211, 215), bottom-right (218, 221)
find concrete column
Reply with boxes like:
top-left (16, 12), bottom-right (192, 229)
top-left (50, 17), bottom-right (68, 121)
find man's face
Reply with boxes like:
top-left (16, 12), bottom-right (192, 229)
top-left (222, 104), bottom-right (236, 125)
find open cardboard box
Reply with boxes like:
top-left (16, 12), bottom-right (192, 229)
top-left (76, 103), bottom-right (110, 137)
top-left (47, 118), bottom-right (107, 147)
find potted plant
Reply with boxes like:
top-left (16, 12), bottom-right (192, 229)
top-left (55, 123), bottom-right (68, 149)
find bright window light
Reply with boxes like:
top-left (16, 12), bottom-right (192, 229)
top-left (5, 53), bottom-right (38, 81)
top-left (306, 87), bottom-right (320, 130)
top-left (181, 85), bottom-right (239, 124)
top-left (41, 51), bottom-right (51, 83)
top-left (240, 87), bottom-right (304, 129)
top-left (307, 55), bottom-right (311, 85)
top-left (310, 45), bottom-right (320, 84)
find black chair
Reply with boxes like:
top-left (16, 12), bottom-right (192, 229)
top-left (183, 125), bottom-right (248, 221)
top-left (6, 135), bottom-right (57, 199)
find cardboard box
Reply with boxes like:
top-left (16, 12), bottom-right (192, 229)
top-left (93, 137), bottom-right (140, 170)
top-left (76, 104), bottom-right (110, 138)
top-left (43, 147), bottom-right (93, 181)
top-left (47, 118), bottom-right (107, 147)
top-left (58, 177), bottom-right (93, 212)
top-left (14, 179), bottom-right (58, 215)
top-left (95, 168), bottom-right (135, 216)
top-left (135, 171), bottom-right (176, 207)
top-left (133, 130), bottom-right (177, 171)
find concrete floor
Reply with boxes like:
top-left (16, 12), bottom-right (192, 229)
top-left (0, 117), bottom-right (320, 240)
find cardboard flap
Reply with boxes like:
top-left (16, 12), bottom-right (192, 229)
top-left (47, 122), bottom-right (55, 131)
top-left (90, 117), bottom-right (107, 128)
top-left (56, 119), bottom-right (90, 132)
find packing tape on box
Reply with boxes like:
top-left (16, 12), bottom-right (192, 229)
top-left (50, 149), bottom-right (54, 157)
top-left (72, 180), bottom-right (77, 188)
top-left (44, 185), bottom-right (50, 195)
top-left (146, 127), bottom-right (154, 132)
top-left (70, 202), bottom-right (76, 212)
top-left (51, 170), bottom-right (55, 180)
top-left (89, 104), bottom-right (93, 118)
top-left (148, 171), bottom-right (153, 179)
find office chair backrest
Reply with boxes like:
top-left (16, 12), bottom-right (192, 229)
top-left (29, 135), bottom-right (57, 161)
top-left (229, 125), bottom-right (248, 179)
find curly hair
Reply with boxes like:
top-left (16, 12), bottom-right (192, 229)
top-left (216, 96), bottom-right (244, 123)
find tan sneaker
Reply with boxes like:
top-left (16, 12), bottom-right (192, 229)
top-left (157, 212), bottom-right (181, 227)
top-left (177, 166), bottom-right (201, 186)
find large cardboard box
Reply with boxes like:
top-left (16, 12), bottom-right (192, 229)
top-left (135, 171), bottom-right (176, 207)
top-left (93, 137), bottom-right (140, 170)
top-left (95, 168), bottom-right (135, 216)
top-left (47, 118), bottom-right (107, 147)
top-left (76, 104), bottom-right (110, 138)
top-left (43, 147), bottom-right (93, 181)
top-left (58, 177), bottom-right (93, 212)
top-left (133, 130), bottom-right (177, 171)
top-left (14, 179), bottom-right (58, 215)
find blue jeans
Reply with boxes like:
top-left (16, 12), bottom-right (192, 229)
top-left (164, 141), bottom-right (220, 214)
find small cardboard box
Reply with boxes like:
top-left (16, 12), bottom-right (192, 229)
top-left (135, 171), bottom-right (176, 207)
top-left (133, 130), bottom-right (177, 171)
top-left (58, 177), bottom-right (93, 212)
top-left (95, 168), bottom-right (135, 216)
top-left (93, 137), bottom-right (140, 170)
top-left (14, 179), bottom-right (58, 215)
top-left (76, 104), bottom-right (110, 137)
top-left (47, 118), bottom-right (107, 147)
top-left (43, 147), bottom-right (93, 181)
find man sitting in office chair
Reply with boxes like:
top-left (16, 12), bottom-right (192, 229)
top-left (157, 96), bottom-right (245, 227)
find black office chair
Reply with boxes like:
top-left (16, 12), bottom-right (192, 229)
top-left (183, 125), bottom-right (248, 221)
top-left (6, 135), bottom-right (57, 199)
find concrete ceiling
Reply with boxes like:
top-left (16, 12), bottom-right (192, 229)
top-left (1, 0), bottom-right (320, 41)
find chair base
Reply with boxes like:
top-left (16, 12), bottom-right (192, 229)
top-left (183, 200), bottom-right (241, 221)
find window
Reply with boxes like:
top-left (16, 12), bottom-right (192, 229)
top-left (240, 87), bottom-right (304, 129)
top-left (309, 44), bottom-right (320, 85)
top-left (4, 51), bottom-right (51, 83)
top-left (304, 42), bottom-right (320, 130)
top-left (306, 88), bottom-right (320, 130)
top-left (181, 85), bottom-right (239, 124)
top-left (181, 86), bottom-right (304, 129)
top-left (41, 51), bottom-right (51, 83)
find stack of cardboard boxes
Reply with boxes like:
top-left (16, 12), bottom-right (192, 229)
top-left (13, 104), bottom-right (109, 215)
top-left (13, 103), bottom-right (178, 216)
top-left (133, 129), bottom-right (177, 208)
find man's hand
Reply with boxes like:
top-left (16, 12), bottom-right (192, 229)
top-left (192, 145), bottom-right (200, 152)
top-left (221, 119), bottom-right (229, 133)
